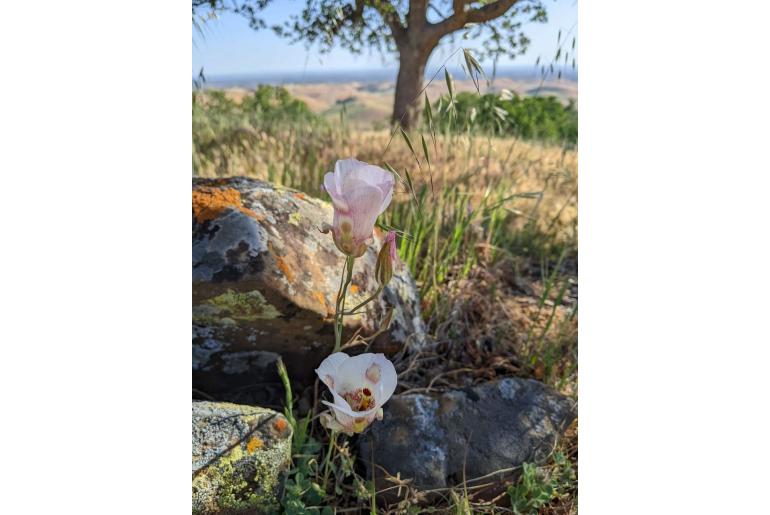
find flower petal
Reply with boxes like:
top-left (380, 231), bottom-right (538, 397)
top-left (321, 399), bottom-right (356, 428)
top-left (323, 374), bottom-right (380, 419)
top-left (334, 159), bottom-right (394, 206)
top-left (334, 353), bottom-right (378, 392)
top-left (370, 354), bottom-right (397, 408)
top-left (364, 168), bottom-right (395, 214)
top-left (319, 411), bottom-right (347, 432)
top-left (378, 183), bottom-right (394, 215)
top-left (334, 158), bottom-right (366, 192)
top-left (323, 172), bottom-right (348, 211)
top-left (343, 163), bottom-right (394, 215)
top-left (315, 352), bottom-right (349, 389)
top-left (341, 184), bottom-right (385, 242)
top-left (322, 394), bottom-right (380, 419)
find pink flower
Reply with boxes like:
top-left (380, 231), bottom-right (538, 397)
top-left (315, 352), bottom-right (397, 434)
top-left (323, 159), bottom-right (395, 257)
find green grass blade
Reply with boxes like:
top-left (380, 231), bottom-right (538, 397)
top-left (400, 127), bottom-right (421, 169)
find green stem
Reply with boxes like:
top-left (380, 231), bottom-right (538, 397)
top-left (333, 257), bottom-right (355, 353)
top-left (341, 285), bottom-right (384, 316)
top-left (322, 430), bottom-right (337, 488)
top-left (333, 259), bottom-right (347, 351)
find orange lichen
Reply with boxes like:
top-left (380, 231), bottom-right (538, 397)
top-left (349, 284), bottom-right (359, 294)
top-left (273, 418), bottom-right (288, 433)
top-left (192, 187), bottom-right (264, 223)
top-left (275, 256), bottom-right (295, 282)
top-left (246, 436), bottom-right (263, 454)
top-left (293, 192), bottom-right (306, 200)
top-left (313, 291), bottom-right (330, 313)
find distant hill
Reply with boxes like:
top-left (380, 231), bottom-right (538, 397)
top-left (220, 79), bottom-right (575, 129)
top-left (200, 65), bottom-right (577, 88)
top-left (291, 77), bottom-right (576, 128)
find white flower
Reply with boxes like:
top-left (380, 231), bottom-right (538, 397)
top-left (323, 158), bottom-right (395, 258)
top-left (315, 352), bottom-right (397, 434)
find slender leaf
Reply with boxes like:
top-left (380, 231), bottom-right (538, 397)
top-left (400, 128), bottom-right (420, 168)
top-left (445, 68), bottom-right (455, 101)
top-left (424, 93), bottom-right (437, 152)
top-left (463, 48), bottom-right (480, 93)
top-left (421, 133), bottom-right (435, 196)
top-left (420, 133), bottom-right (431, 168)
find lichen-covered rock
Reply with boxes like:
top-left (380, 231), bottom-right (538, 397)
top-left (192, 401), bottom-right (292, 514)
top-left (359, 378), bottom-right (576, 493)
top-left (193, 177), bottom-right (425, 399)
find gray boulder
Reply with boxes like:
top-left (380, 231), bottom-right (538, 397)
top-left (359, 378), bottom-right (576, 492)
top-left (192, 401), bottom-right (292, 514)
top-left (192, 177), bottom-right (425, 400)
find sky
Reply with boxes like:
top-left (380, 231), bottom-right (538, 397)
top-left (192, 0), bottom-right (577, 77)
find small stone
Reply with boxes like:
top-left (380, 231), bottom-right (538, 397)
top-left (192, 401), bottom-right (292, 514)
top-left (359, 378), bottom-right (576, 493)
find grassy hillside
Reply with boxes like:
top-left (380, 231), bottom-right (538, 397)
top-left (216, 77), bottom-right (577, 129)
top-left (192, 85), bottom-right (578, 513)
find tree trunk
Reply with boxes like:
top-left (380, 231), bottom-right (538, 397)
top-left (392, 45), bottom-right (431, 131)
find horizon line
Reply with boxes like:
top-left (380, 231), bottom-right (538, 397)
top-left (197, 64), bottom-right (578, 80)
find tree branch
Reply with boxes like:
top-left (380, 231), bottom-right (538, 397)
top-left (465, 0), bottom-right (518, 24)
top-left (428, 0), bottom-right (519, 40)
top-left (453, 0), bottom-right (465, 17)
top-left (371, 0), bottom-right (407, 45)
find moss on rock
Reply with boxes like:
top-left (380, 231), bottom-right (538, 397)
top-left (193, 290), bottom-right (282, 326)
top-left (192, 401), bottom-right (292, 514)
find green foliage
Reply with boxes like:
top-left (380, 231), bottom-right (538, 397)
top-left (282, 471), bottom-right (329, 515)
top-left (385, 177), bottom-right (573, 321)
top-left (277, 360), bottom-right (326, 514)
top-left (387, 184), bottom-right (511, 315)
top-left (507, 452), bottom-right (576, 515)
top-left (192, 86), bottom-right (334, 191)
top-left (450, 489), bottom-right (472, 515)
top-left (192, 85), bottom-right (322, 144)
top-left (433, 91), bottom-right (578, 145)
top-left (276, 359), bottom-right (372, 514)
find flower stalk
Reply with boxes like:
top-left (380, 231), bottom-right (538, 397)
top-left (333, 256), bottom-right (355, 352)
top-left (322, 430), bottom-right (338, 487)
top-left (341, 286), bottom-right (383, 316)
top-left (321, 158), bottom-right (399, 435)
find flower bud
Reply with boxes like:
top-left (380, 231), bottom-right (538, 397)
top-left (375, 231), bottom-right (398, 287)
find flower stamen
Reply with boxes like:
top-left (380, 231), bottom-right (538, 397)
top-left (342, 387), bottom-right (376, 411)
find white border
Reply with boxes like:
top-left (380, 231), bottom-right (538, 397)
top-left (581, 1), bottom-right (770, 512)
top-left (2, 1), bottom-right (770, 513)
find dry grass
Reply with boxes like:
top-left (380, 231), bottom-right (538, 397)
top-left (193, 117), bottom-right (579, 388)
top-left (194, 128), bottom-right (577, 241)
